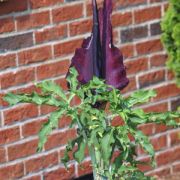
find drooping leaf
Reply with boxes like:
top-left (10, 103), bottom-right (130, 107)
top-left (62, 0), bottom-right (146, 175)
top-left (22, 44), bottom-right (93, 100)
top-left (37, 110), bottom-right (65, 152)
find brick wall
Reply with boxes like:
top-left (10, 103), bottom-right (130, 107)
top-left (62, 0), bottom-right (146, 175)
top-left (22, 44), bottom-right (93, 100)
top-left (0, 0), bottom-right (179, 179)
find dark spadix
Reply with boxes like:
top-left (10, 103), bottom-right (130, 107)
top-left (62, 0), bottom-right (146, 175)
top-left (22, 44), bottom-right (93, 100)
top-left (67, 0), bottom-right (129, 90)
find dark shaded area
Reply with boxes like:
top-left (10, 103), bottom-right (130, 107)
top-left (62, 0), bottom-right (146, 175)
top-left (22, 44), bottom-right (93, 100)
top-left (75, 174), bottom-right (93, 180)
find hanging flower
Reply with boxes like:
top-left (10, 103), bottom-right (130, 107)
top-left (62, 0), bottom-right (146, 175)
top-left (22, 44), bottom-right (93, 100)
top-left (67, 0), bottom-right (129, 90)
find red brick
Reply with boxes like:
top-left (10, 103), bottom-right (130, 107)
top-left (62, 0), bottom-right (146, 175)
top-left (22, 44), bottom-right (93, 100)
top-left (125, 57), bottom-right (148, 75)
top-left (40, 105), bottom-right (58, 115)
top-left (45, 129), bottom-right (76, 150)
top-left (25, 152), bottom-right (58, 173)
top-left (0, 0), bottom-right (28, 16)
top-left (151, 134), bottom-right (167, 151)
top-left (8, 139), bottom-right (38, 161)
top-left (55, 78), bottom-right (68, 91)
top-left (22, 118), bottom-right (47, 137)
top-left (70, 19), bottom-right (92, 36)
top-left (37, 60), bottom-right (69, 80)
top-left (18, 46), bottom-right (52, 65)
top-left (150, 54), bottom-right (167, 67)
top-left (147, 167), bottom-right (171, 178)
top-left (77, 161), bottom-right (92, 177)
top-left (111, 116), bottom-right (124, 127)
top-left (137, 157), bottom-right (152, 172)
top-left (44, 165), bottom-right (75, 180)
top-left (0, 147), bottom-right (6, 163)
top-left (16, 11), bottom-right (50, 31)
top-left (156, 149), bottom-right (174, 166)
top-left (35, 24), bottom-right (67, 44)
top-left (0, 17), bottom-right (15, 33)
top-left (154, 124), bottom-right (167, 134)
top-left (86, 0), bottom-right (104, 16)
top-left (23, 175), bottom-right (41, 180)
top-left (59, 115), bottom-right (72, 128)
top-left (54, 39), bottom-right (83, 57)
top-left (0, 126), bottom-right (20, 145)
top-left (167, 70), bottom-right (175, 81)
top-left (143, 102), bottom-right (168, 113)
top-left (3, 104), bottom-right (38, 125)
top-left (172, 162), bottom-right (180, 173)
top-left (139, 70), bottom-right (165, 88)
top-left (120, 44), bottom-right (134, 59)
top-left (138, 123), bottom-right (154, 136)
top-left (0, 68), bottom-right (35, 89)
top-left (0, 162), bottom-right (24, 179)
top-left (169, 130), bottom-right (180, 146)
top-left (154, 84), bottom-right (179, 101)
top-left (115, 0), bottom-right (146, 9)
top-left (0, 54), bottom-right (16, 71)
top-left (134, 6), bottom-right (161, 24)
top-left (112, 12), bottom-right (133, 27)
top-left (29, 0), bottom-right (63, 9)
top-left (121, 77), bottom-right (136, 93)
top-left (52, 4), bottom-right (83, 23)
top-left (136, 39), bottom-right (163, 55)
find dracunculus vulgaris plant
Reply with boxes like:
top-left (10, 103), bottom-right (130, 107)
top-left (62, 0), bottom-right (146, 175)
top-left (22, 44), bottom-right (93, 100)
top-left (4, 0), bottom-right (180, 179)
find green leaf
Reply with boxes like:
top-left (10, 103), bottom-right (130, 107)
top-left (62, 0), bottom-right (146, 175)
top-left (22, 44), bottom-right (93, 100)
top-left (73, 137), bottom-right (86, 163)
top-left (100, 129), bottom-right (115, 166)
top-left (37, 81), bottom-right (67, 101)
top-left (37, 109), bottom-right (65, 152)
top-left (126, 90), bottom-right (157, 107)
top-left (4, 93), bottom-right (24, 105)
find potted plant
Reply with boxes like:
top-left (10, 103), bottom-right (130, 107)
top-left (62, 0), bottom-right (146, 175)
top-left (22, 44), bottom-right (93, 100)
top-left (4, 0), bottom-right (180, 179)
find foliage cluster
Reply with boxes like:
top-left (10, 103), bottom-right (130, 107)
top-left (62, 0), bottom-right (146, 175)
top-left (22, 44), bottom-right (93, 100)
top-left (161, 0), bottom-right (180, 86)
top-left (4, 68), bottom-right (179, 180)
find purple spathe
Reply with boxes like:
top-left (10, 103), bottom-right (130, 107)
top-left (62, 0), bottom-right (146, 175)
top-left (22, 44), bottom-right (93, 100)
top-left (67, 0), bottom-right (129, 90)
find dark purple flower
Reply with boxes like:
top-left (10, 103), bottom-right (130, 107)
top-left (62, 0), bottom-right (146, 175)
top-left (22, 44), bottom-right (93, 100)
top-left (67, 0), bottom-right (129, 90)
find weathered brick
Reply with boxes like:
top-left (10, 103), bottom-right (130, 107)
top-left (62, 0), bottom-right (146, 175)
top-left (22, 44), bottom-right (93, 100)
top-left (154, 84), bottom-right (179, 101)
top-left (171, 98), bottom-right (180, 111)
top-left (150, 54), bottom-right (167, 67)
top-left (54, 39), bottom-right (83, 57)
top-left (16, 11), bottom-right (50, 31)
top-left (23, 175), bottom-right (41, 180)
top-left (125, 57), bottom-right (148, 75)
top-left (137, 157), bottom-right (152, 172)
top-left (172, 162), bottom-right (180, 173)
top-left (121, 25), bottom-right (148, 43)
top-left (77, 161), bottom-right (92, 177)
top-left (0, 33), bottom-right (33, 52)
top-left (0, 147), bottom-right (6, 163)
top-left (37, 60), bottom-right (69, 80)
top-left (138, 123), bottom-right (155, 136)
top-left (0, 17), bottom-right (15, 33)
top-left (136, 39), bottom-right (163, 55)
top-left (35, 24), bottom-right (67, 44)
top-left (40, 105), bottom-right (58, 115)
top-left (22, 118), bottom-right (47, 137)
top-left (139, 70), bottom-right (165, 88)
top-left (0, 68), bottom-right (35, 89)
top-left (121, 77), bottom-right (136, 93)
top-left (52, 4), bottom-right (83, 23)
top-left (18, 46), bottom-right (52, 65)
top-left (169, 130), bottom-right (180, 146)
top-left (115, 0), bottom-right (146, 9)
top-left (29, 0), bottom-right (63, 9)
top-left (3, 104), bottom-right (38, 125)
top-left (25, 152), bottom-right (58, 173)
top-left (134, 6), bottom-right (161, 23)
top-left (150, 22), bottom-right (162, 36)
top-left (0, 54), bottom-right (16, 71)
top-left (143, 102), bottom-right (168, 113)
top-left (151, 134), bottom-right (167, 151)
top-left (8, 139), bottom-right (38, 161)
top-left (112, 12), bottom-right (133, 27)
top-left (120, 44), bottom-right (134, 59)
top-left (0, 126), bottom-right (20, 145)
top-left (0, 0), bottom-right (28, 16)
top-left (45, 129), bottom-right (76, 150)
top-left (70, 19), bottom-right (92, 36)
top-left (44, 165), bottom-right (75, 180)
top-left (0, 162), bottom-right (24, 179)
